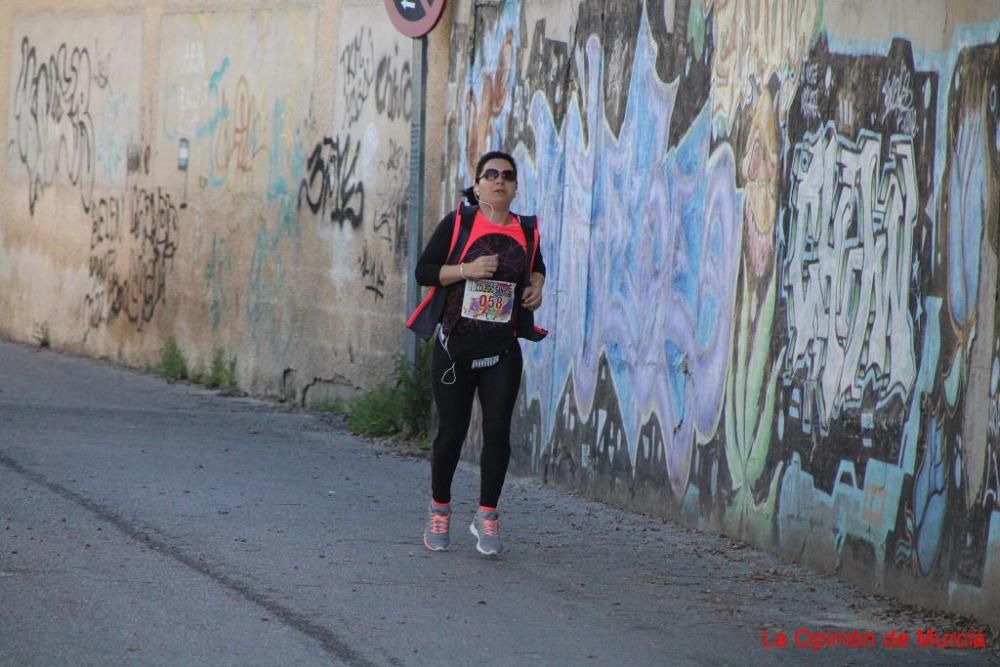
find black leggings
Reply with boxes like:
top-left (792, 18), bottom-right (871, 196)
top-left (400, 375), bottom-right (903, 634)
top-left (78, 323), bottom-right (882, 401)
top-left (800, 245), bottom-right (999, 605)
top-left (430, 336), bottom-right (522, 508)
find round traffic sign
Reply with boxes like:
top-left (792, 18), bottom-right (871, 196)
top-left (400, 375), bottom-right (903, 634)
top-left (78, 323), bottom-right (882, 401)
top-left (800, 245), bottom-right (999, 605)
top-left (384, 0), bottom-right (446, 38)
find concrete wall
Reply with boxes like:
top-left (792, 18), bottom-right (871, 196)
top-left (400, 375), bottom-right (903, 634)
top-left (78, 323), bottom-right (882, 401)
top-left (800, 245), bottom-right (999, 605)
top-left (0, 0), bottom-right (450, 401)
top-left (440, 0), bottom-right (1000, 625)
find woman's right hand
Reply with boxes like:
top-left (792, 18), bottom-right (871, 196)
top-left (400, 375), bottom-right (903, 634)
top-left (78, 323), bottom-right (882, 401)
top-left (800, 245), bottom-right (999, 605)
top-left (462, 255), bottom-right (499, 280)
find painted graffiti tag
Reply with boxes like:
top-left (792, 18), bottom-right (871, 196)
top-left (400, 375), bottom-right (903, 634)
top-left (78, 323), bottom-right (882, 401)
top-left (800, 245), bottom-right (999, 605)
top-left (126, 142), bottom-right (151, 176)
top-left (297, 135), bottom-right (365, 229)
top-left (84, 187), bottom-right (180, 332)
top-left (358, 241), bottom-right (386, 299)
top-left (373, 138), bottom-right (409, 256)
top-left (85, 195), bottom-right (125, 330)
top-left (128, 187), bottom-right (180, 324)
top-left (12, 37), bottom-right (97, 215)
top-left (213, 76), bottom-right (269, 179)
top-left (882, 62), bottom-right (918, 136)
top-left (339, 26), bottom-right (376, 126)
top-left (784, 125), bottom-right (919, 429)
top-left (375, 47), bottom-right (411, 122)
top-left (800, 62), bottom-right (822, 125)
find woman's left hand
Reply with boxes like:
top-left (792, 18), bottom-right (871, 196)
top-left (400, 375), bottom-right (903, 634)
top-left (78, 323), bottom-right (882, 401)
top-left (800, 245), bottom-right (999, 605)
top-left (522, 284), bottom-right (543, 311)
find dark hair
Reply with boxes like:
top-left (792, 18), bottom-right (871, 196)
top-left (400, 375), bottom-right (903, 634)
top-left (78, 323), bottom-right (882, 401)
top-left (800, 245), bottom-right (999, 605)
top-left (475, 151), bottom-right (517, 181)
top-left (462, 185), bottom-right (479, 205)
top-left (464, 151), bottom-right (516, 204)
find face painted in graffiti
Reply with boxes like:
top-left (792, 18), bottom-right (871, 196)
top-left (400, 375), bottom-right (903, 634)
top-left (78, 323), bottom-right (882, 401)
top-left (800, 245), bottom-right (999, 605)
top-left (741, 90), bottom-right (779, 281)
top-left (465, 33), bottom-right (514, 177)
top-left (475, 157), bottom-right (517, 213)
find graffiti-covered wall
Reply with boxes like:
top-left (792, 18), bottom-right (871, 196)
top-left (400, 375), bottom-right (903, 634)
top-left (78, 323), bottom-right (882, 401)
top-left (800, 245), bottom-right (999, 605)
top-left (3, 0), bottom-right (999, 627)
top-left (0, 0), bottom-right (442, 400)
top-left (442, 0), bottom-right (1000, 623)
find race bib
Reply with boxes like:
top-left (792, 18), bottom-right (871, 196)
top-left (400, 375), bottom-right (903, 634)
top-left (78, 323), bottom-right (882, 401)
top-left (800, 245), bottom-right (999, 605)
top-left (461, 279), bottom-right (516, 323)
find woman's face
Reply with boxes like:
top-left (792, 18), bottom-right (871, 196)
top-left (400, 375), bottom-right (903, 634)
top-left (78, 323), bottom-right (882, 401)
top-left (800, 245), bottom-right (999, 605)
top-left (476, 158), bottom-right (517, 211)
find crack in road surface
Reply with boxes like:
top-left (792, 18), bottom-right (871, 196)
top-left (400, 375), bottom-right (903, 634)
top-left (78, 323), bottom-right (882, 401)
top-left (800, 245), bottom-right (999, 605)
top-left (0, 451), bottom-right (385, 667)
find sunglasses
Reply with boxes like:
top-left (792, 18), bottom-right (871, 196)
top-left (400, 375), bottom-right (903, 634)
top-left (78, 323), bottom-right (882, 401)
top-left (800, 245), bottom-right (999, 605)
top-left (478, 168), bottom-right (517, 183)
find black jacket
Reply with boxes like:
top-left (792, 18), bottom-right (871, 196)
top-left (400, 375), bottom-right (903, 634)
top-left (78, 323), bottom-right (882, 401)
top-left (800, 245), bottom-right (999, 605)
top-left (406, 204), bottom-right (547, 342)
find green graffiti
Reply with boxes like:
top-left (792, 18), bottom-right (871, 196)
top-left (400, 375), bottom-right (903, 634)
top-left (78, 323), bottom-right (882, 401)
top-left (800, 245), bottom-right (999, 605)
top-left (723, 261), bottom-right (784, 543)
top-left (687, 5), bottom-right (707, 61)
top-left (204, 236), bottom-right (232, 330)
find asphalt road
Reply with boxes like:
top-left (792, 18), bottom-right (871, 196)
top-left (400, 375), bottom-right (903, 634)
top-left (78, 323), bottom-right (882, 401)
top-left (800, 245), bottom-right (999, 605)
top-left (0, 340), bottom-right (994, 666)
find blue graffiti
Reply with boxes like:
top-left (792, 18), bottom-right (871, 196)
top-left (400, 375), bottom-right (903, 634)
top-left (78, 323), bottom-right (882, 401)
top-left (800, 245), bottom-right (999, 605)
top-left (947, 112), bottom-right (987, 329)
top-left (914, 416), bottom-right (948, 575)
top-left (461, 11), bottom-right (741, 497)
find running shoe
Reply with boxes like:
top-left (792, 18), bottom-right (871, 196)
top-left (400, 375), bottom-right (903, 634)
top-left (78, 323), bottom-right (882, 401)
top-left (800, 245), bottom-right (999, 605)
top-left (423, 501), bottom-right (450, 551)
top-left (470, 508), bottom-right (502, 555)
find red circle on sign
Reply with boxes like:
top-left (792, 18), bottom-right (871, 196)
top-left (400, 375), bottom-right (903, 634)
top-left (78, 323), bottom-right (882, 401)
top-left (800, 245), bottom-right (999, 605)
top-left (384, 0), bottom-right (446, 38)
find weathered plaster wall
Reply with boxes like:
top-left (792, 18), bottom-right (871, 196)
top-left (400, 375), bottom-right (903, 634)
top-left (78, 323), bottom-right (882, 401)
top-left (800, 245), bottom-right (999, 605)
top-left (440, 0), bottom-right (1000, 625)
top-left (0, 0), bottom-right (450, 401)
